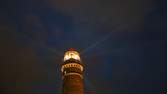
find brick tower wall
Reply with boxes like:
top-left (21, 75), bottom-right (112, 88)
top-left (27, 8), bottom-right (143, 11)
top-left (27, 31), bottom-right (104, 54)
top-left (61, 61), bottom-right (84, 94)
top-left (62, 74), bottom-right (84, 94)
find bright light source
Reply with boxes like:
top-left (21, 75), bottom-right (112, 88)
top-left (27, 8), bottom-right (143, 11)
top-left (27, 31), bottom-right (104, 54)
top-left (64, 51), bottom-right (81, 61)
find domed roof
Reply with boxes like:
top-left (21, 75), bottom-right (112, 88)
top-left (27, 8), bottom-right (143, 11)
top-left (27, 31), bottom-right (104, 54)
top-left (68, 48), bottom-right (76, 51)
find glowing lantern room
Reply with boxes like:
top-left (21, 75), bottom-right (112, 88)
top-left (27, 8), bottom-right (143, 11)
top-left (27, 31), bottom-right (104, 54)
top-left (63, 48), bottom-right (81, 61)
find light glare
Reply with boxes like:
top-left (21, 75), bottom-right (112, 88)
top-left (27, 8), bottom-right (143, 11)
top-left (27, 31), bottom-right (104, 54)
top-left (64, 51), bottom-right (80, 61)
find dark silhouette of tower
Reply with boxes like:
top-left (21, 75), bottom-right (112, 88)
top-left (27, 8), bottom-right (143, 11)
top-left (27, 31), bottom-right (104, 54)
top-left (61, 48), bottom-right (84, 94)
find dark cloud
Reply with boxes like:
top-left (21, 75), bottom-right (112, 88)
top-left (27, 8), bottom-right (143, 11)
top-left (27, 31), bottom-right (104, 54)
top-left (47, 0), bottom-right (154, 30)
top-left (0, 33), bottom-right (45, 94)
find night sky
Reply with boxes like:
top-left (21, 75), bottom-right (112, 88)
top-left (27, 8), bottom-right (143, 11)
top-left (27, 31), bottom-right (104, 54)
top-left (0, 0), bottom-right (167, 94)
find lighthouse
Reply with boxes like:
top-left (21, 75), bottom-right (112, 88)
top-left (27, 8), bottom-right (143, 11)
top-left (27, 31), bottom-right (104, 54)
top-left (61, 48), bottom-right (84, 94)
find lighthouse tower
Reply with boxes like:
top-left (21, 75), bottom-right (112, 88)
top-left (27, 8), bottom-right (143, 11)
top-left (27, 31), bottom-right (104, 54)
top-left (61, 48), bottom-right (84, 94)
